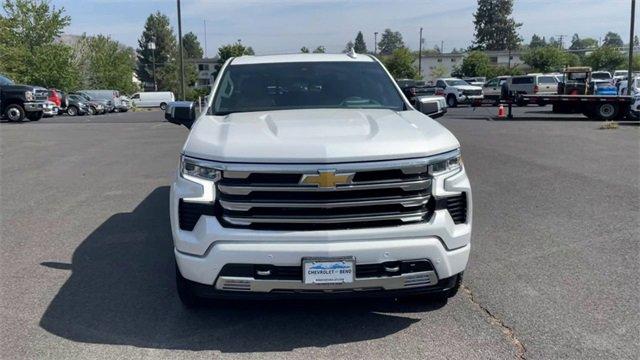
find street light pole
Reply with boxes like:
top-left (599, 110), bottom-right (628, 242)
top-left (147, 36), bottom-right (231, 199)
top-left (149, 41), bottom-right (157, 91)
top-left (177, 0), bottom-right (186, 100)
top-left (418, 27), bottom-right (423, 77)
top-left (374, 32), bottom-right (378, 55)
top-left (628, 0), bottom-right (636, 95)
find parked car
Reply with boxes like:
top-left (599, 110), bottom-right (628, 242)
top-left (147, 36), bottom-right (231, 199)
top-left (617, 76), bottom-right (640, 119)
top-left (482, 76), bottom-right (510, 105)
top-left (42, 100), bottom-right (59, 117)
top-left (65, 93), bottom-right (90, 116)
top-left (77, 90), bottom-right (122, 112)
top-left (130, 91), bottom-right (175, 110)
top-left (396, 79), bottom-right (435, 101)
top-left (506, 74), bottom-right (558, 106)
top-left (591, 71), bottom-right (612, 81)
top-left (0, 74), bottom-right (49, 122)
top-left (590, 79), bottom-right (617, 95)
top-left (165, 53), bottom-right (471, 306)
top-left (70, 92), bottom-right (110, 114)
top-left (434, 78), bottom-right (483, 107)
top-left (73, 91), bottom-right (114, 113)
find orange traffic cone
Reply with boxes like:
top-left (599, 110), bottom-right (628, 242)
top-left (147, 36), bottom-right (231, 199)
top-left (497, 104), bottom-right (505, 119)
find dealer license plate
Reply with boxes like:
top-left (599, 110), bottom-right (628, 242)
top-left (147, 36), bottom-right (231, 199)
top-left (303, 258), bottom-right (354, 284)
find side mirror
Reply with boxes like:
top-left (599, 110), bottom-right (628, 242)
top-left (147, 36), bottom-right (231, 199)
top-left (165, 101), bottom-right (196, 129)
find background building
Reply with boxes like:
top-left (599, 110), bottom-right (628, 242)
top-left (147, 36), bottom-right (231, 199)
top-left (416, 50), bottom-right (527, 82)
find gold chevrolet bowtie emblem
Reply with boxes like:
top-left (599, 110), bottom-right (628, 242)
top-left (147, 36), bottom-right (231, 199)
top-left (300, 170), bottom-right (354, 188)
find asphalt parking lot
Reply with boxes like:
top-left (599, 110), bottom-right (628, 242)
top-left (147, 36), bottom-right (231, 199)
top-left (1, 107), bottom-right (638, 359)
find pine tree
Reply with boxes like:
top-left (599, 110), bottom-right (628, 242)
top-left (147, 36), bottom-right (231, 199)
top-left (354, 31), bottom-right (367, 53)
top-left (472, 0), bottom-right (522, 51)
top-left (529, 34), bottom-right (546, 48)
top-left (182, 32), bottom-right (203, 59)
top-left (136, 12), bottom-right (177, 90)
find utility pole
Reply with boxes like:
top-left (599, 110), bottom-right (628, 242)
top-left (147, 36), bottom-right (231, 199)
top-left (177, 0), bottom-right (186, 100)
top-left (418, 27), bottom-right (423, 76)
top-left (628, 0), bottom-right (636, 95)
top-left (204, 19), bottom-right (208, 58)
top-left (441, 40), bottom-right (444, 53)
top-left (374, 32), bottom-right (378, 55)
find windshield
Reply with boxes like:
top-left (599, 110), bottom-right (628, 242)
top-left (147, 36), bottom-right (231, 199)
top-left (445, 79), bottom-right (470, 86)
top-left (211, 61), bottom-right (405, 115)
top-left (0, 75), bottom-right (14, 85)
top-left (592, 72), bottom-right (611, 80)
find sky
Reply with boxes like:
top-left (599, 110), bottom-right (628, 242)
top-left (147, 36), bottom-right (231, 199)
top-left (52, 0), bottom-right (636, 56)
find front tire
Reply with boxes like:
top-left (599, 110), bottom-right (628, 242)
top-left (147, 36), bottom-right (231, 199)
top-left (5, 104), bottom-right (26, 122)
top-left (160, 102), bottom-right (167, 110)
top-left (67, 105), bottom-right (78, 116)
top-left (446, 95), bottom-right (458, 108)
top-left (176, 265), bottom-right (201, 308)
top-left (27, 111), bottom-right (43, 121)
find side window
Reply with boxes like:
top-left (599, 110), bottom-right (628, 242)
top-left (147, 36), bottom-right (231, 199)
top-left (538, 76), bottom-right (557, 84)
top-left (512, 77), bottom-right (534, 85)
top-left (131, 94), bottom-right (140, 100)
top-left (485, 79), bottom-right (498, 87)
top-left (436, 80), bottom-right (446, 88)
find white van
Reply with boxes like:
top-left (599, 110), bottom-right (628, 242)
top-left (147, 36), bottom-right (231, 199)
top-left (130, 92), bottom-right (175, 110)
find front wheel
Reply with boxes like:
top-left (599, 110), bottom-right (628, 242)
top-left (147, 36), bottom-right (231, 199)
top-left (67, 105), bottom-right (78, 116)
top-left (160, 102), bottom-right (167, 110)
top-left (446, 95), bottom-right (458, 108)
top-left (5, 104), bottom-right (26, 122)
top-left (27, 111), bottom-right (43, 121)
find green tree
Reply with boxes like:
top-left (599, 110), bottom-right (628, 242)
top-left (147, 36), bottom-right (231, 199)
top-left (569, 34), bottom-right (598, 51)
top-left (217, 42), bottom-right (254, 63)
top-left (377, 29), bottom-right (404, 55)
top-left (0, 0), bottom-right (78, 89)
top-left (458, 51), bottom-right (493, 77)
top-left (430, 64), bottom-right (448, 79)
top-left (383, 47), bottom-right (417, 79)
top-left (312, 46), bottom-right (326, 53)
top-left (343, 41), bottom-right (354, 53)
top-left (473, 0), bottom-right (522, 50)
top-left (300, 46), bottom-right (310, 53)
top-left (75, 35), bottom-right (137, 94)
top-left (182, 32), bottom-right (203, 59)
top-left (584, 46), bottom-right (626, 71)
top-left (136, 12), bottom-right (177, 90)
top-left (602, 32), bottom-right (623, 47)
top-left (522, 46), bottom-right (577, 72)
top-left (353, 31), bottom-right (367, 53)
top-left (529, 34), bottom-right (546, 49)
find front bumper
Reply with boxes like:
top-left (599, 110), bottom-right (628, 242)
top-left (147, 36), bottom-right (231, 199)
top-left (457, 94), bottom-right (484, 103)
top-left (23, 102), bottom-right (47, 113)
top-left (171, 164), bottom-right (472, 295)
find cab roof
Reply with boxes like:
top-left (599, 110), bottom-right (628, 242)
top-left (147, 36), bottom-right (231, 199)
top-left (230, 53), bottom-right (375, 65)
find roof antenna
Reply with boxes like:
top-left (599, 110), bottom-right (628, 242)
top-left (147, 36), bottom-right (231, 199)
top-left (347, 46), bottom-right (357, 59)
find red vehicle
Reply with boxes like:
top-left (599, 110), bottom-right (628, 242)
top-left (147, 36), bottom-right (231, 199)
top-left (48, 89), bottom-right (61, 107)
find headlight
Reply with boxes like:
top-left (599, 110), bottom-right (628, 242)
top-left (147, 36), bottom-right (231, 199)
top-left (181, 157), bottom-right (221, 181)
top-left (430, 152), bottom-right (462, 175)
top-left (25, 91), bottom-right (34, 101)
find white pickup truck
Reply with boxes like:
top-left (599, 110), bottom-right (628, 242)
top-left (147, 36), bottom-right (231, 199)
top-left (434, 78), bottom-right (484, 107)
top-left (165, 53), bottom-right (472, 306)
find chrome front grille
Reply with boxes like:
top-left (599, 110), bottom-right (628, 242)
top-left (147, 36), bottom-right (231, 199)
top-left (34, 89), bottom-right (49, 101)
top-left (216, 160), bottom-right (435, 230)
top-left (462, 89), bottom-right (482, 96)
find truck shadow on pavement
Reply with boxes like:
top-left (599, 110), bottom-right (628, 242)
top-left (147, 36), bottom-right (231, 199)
top-left (39, 186), bottom-right (443, 352)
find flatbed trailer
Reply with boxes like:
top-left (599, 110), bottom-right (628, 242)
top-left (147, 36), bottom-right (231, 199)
top-left (513, 94), bottom-right (634, 120)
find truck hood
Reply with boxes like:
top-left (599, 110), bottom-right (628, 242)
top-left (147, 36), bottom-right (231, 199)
top-left (453, 85), bottom-right (483, 91)
top-left (183, 108), bottom-right (459, 163)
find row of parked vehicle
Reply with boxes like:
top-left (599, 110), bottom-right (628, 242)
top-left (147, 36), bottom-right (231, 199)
top-left (397, 67), bottom-right (640, 120)
top-left (0, 73), bottom-right (176, 122)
